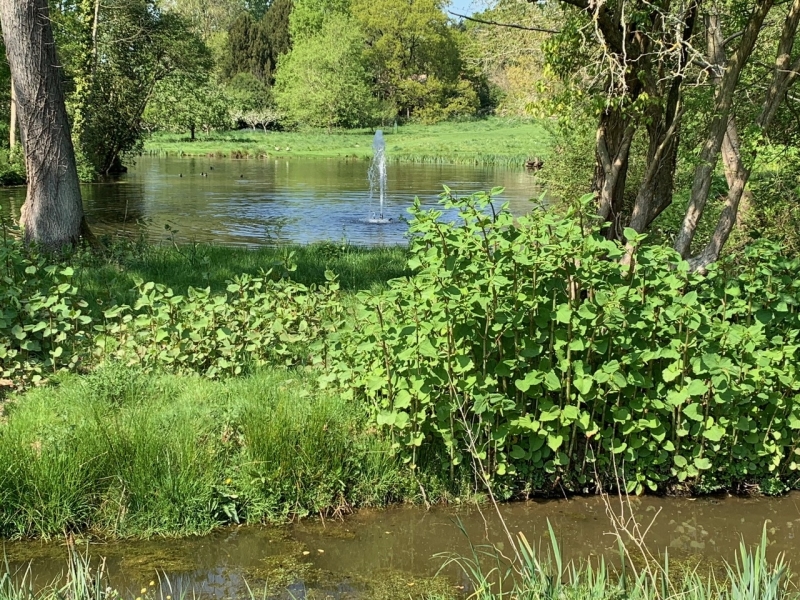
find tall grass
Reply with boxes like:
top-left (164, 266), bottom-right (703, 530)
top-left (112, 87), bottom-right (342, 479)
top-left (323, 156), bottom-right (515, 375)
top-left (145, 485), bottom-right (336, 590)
top-left (0, 365), bottom-right (413, 538)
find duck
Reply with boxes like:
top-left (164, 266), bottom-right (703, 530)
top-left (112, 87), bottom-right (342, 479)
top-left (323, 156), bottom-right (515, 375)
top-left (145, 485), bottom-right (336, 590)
top-left (525, 157), bottom-right (544, 171)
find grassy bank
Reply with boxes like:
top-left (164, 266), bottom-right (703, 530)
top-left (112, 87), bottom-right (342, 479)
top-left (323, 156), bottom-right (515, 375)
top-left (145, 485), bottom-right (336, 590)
top-left (143, 118), bottom-right (551, 167)
top-left (0, 365), bottom-right (461, 538)
top-left (72, 240), bottom-right (408, 309)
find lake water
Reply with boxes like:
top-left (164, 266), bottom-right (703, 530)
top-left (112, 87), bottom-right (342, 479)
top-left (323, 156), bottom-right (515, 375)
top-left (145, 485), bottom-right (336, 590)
top-left (0, 157), bottom-right (541, 247)
top-left (6, 494), bottom-right (800, 599)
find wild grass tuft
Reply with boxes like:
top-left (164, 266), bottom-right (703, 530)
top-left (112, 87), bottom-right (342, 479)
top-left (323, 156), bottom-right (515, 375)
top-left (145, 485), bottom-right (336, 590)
top-left (441, 521), bottom-right (796, 600)
top-left (0, 366), bottom-right (416, 538)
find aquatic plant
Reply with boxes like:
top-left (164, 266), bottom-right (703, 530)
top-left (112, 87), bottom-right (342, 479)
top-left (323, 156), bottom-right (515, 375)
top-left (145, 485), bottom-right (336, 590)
top-left (441, 522), bottom-right (794, 600)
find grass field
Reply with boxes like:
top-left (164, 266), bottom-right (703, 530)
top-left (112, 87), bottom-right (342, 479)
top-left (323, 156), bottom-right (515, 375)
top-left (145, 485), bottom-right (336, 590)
top-left (143, 118), bottom-right (552, 167)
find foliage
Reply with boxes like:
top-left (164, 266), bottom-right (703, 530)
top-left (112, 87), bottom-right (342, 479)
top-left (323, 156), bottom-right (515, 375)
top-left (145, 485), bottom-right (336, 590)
top-left (274, 14), bottom-right (380, 129)
top-left (56, 0), bottom-right (213, 175)
top-left (0, 367), bottom-right (409, 538)
top-left (747, 145), bottom-right (800, 255)
top-left (352, 0), bottom-right (476, 121)
top-left (0, 220), bottom-right (346, 387)
top-left (220, 0), bottom-right (293, 86)
top-left (164, 0), bottom-right (246, 41)
top-left (0, 148), bottom-right (25, 187)
top-left (0, 211), bottom-right (408, 391)
top-left (459, 1), bottom-right (560, 117)
top-left (0, 218), bottom-right (94, 392)
top-left (144, 74), bottom-right (230, 138)
top-left (220, 12), bottom-right (274, 83)
top-left (224, 71), bottom-right (273, 117)
top-left (324, 191), bottom-right (800, 495)
top-left (288, 0), bottom-right (351, 42)
top-left (95, 268), bottom-right (343, 378)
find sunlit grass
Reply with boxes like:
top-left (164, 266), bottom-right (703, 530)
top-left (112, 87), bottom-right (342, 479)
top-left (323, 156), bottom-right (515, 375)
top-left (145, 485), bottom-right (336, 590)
top-left (69, 240), bottom-right (409, 310)
top-left (144, 118), bottom-right (551, 167)
top-left (0, 365), bottom-right (410, 538)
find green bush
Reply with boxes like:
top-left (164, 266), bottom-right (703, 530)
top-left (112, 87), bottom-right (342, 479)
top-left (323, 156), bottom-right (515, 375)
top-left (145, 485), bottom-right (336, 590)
top-left (0, 215), bottom-right (345, 390)
top-left (324, 190), bottom-right (800, 495)
top-left (95, 270), bottom-right (343, 377)
top-left (0, 220), bottom-right (94, 390)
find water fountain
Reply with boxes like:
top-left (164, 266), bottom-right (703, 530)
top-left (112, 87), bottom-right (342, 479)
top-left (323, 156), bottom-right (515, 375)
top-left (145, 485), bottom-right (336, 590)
top-left (367, 130), bottom-right (391, 223)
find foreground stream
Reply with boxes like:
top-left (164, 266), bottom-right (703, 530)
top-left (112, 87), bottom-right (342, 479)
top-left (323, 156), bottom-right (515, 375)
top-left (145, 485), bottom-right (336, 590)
top-left (6, 494), bottom-right (800, 599)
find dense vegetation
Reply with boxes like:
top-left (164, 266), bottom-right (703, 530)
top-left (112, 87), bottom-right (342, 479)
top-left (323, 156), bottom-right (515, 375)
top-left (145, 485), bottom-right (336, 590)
top-left (2, 0), bottom-right (800, 568)
top-left (3, 190), bottom-right (800, 538)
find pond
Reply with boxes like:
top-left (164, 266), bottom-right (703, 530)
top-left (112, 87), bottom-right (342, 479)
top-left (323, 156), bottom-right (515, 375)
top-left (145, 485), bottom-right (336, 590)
top-left (0, 157), bottom-right (541, 247)
top-left (6, 494), bottom-right (800, 599)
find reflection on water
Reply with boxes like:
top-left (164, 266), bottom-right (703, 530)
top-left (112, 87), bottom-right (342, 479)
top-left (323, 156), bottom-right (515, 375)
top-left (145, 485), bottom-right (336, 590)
top-left (0, 157), bottom-right (541, 247)
top-left (6, 494), bottom-right (800, 599)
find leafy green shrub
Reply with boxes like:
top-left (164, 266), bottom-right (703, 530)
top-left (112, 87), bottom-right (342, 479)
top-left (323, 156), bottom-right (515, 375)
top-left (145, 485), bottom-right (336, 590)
top-left (0, 219), bottom-right (94, 391)
top-left (0, 213), bottom-right (345, 388)
top-left (324, 190), bottom-right (800, 495)
top-left (94, 271), bottom-right (343, 377)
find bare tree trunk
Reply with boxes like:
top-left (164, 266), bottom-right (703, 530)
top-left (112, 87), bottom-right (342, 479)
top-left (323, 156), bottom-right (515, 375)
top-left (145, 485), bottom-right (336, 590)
top-left (626, 89), bottom-right (682, 236)
top-left (673, 0), bottom-right (775, 258)
top-left (703, 12), bottom-right (753, 230)
top-left (9, 78), bottom-right (16, 148)
top-left (0, 0), bottom-right (86, 249)
top-left (628, 1), bottom-right (697, 235)
top-left (687, 0), bottom-right (800, 271)
top-left (720, 118), bottom-right (752, 229)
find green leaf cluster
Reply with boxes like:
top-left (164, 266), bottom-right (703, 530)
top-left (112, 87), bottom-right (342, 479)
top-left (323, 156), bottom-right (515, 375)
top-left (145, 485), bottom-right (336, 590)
top-left (95, 270), bottom-right (342, 378)
top-left (324, 191), bottom-right (800, 494)
top-left (0, 217), bottom-right (343, 391)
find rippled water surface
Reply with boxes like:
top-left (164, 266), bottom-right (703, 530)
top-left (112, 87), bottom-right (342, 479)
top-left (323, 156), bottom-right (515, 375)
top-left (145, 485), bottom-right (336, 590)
top-left (0, 157), bottom-right (541, 246)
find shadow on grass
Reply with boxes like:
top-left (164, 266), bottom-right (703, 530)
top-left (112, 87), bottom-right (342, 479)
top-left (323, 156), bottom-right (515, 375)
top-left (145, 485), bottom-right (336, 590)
top-left (72, 241), bottom-right (410, 309)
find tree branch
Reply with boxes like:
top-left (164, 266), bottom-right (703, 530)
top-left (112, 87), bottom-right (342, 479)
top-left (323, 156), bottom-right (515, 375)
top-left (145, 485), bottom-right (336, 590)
top-left (447, 11), bottom-right (560, 34)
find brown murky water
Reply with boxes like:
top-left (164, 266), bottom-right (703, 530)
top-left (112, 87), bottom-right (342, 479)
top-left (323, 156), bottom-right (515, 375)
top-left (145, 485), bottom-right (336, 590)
top-left (5, 494), bottom-right (800, 599)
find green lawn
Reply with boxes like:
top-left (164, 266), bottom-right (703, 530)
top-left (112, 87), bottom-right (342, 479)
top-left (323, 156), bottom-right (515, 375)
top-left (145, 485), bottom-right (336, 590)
top-left (143, 118), bottom-right (552, 167)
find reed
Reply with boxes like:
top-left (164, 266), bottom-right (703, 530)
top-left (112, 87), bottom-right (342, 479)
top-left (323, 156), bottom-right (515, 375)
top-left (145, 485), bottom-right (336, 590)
top-left (441, 522), bottom-right (795, 600)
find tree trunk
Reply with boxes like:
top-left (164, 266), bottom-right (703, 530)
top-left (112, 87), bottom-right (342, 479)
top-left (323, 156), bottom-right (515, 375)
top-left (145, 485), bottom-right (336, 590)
top-left (628, 1), bottom-right (697, 235)
top-left (594, 106), bottom-right (635, 240)
top-left (720, 118), bottom-right (753, 229)
top-left (0, 0), bottom-right (86, 249)
top-left (9, 79), bottom-right (16, 148)
top-left (687, 0), bottom-right (800, 271)
top-left (674, 0), bottom-right (775, 259)
top-left (190, 124), bottom-right (196, 140)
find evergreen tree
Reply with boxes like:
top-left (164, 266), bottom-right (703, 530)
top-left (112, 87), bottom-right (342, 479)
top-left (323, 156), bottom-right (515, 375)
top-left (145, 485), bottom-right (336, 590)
top-left (263, 0), bottom-right (292, 69)
top-left (221, 12), bottom-right (272, 82)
